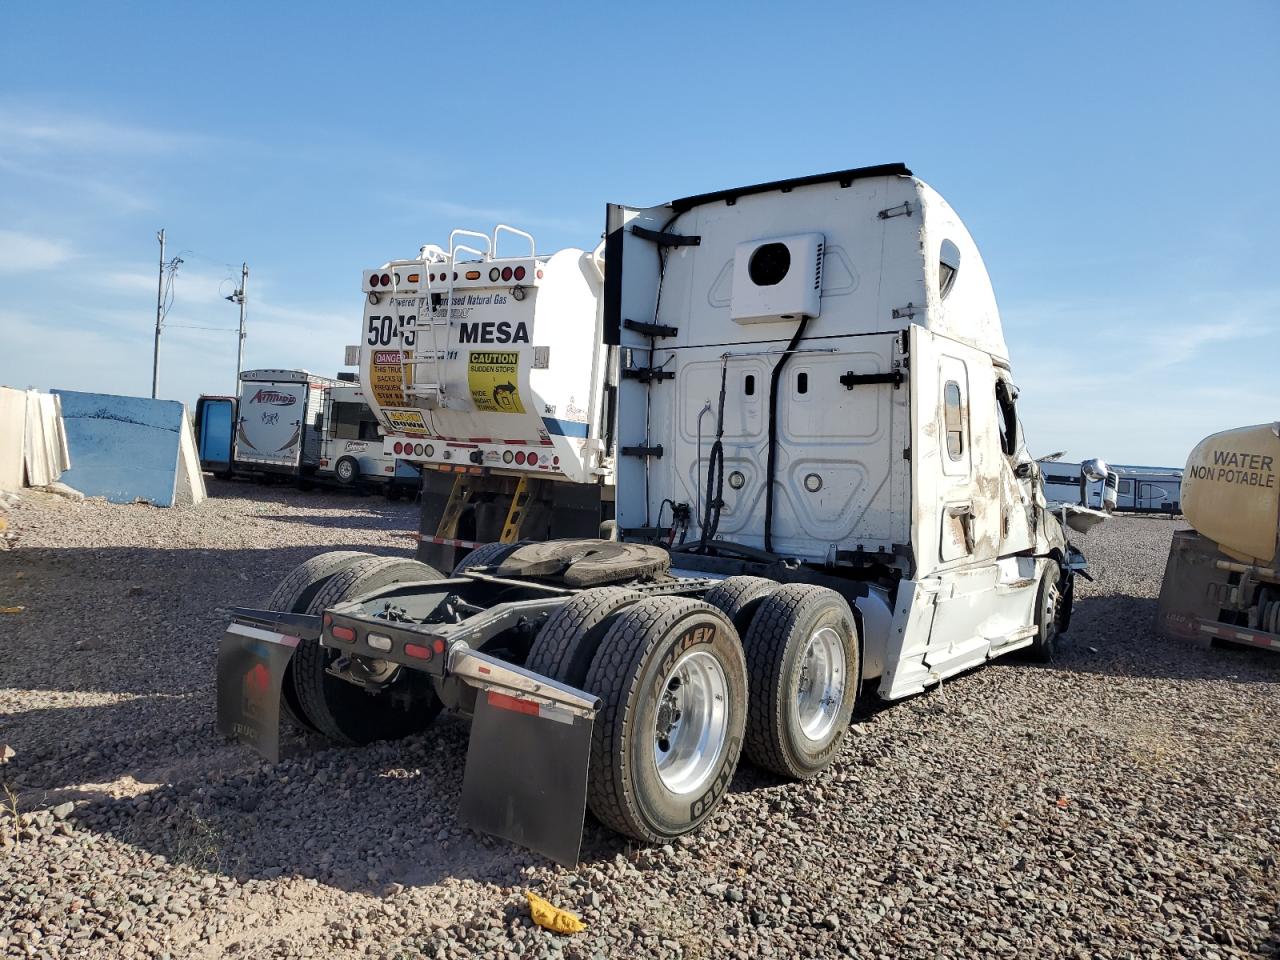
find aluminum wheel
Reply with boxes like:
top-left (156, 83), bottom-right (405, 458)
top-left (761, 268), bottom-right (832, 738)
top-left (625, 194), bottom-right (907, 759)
top-left (653, 649), bottom-right (730, 795)
top-left (793, 625), bottom-right (847, 742)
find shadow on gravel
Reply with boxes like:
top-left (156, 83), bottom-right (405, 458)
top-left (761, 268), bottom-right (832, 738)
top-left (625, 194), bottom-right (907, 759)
top-left (0, 544), bottom-right (417, 796)
top-left (253, 512), bottom-right (414, 531)
top-left (1054, 596), bottom-right (1280, 685)
top-left (62, 716), bottom-right (627, 895)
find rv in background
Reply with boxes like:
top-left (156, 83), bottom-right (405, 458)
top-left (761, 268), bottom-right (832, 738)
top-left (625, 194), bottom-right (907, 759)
top-left (195, 370), bottom-right (418, 496)
top-left (1039, 460), bottom-right (1182, 513)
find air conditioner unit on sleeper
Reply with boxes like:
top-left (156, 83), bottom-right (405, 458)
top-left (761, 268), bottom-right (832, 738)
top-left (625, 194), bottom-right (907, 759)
top-left (729, 232), bottom-right (824, 324)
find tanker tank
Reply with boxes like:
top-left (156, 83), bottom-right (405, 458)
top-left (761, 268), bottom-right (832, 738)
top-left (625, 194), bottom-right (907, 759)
top-left (1156, 422), bottom-right (1280, 650)
top-left (357, 229), bottom-right (615, 569)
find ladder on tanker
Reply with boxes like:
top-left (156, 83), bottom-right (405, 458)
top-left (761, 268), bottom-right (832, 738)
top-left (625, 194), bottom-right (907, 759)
top-left (393, 226), bottom-right (537, 409)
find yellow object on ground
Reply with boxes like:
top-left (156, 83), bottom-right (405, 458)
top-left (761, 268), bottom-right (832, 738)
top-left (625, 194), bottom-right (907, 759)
top-left (525, 891), bottom-right (586, 934)
top-left (0, 607), bottom-right (22, 614)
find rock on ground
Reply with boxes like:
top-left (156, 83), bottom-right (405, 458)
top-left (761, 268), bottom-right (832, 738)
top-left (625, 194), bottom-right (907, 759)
top-left (0, 483), bottom-right (1277, 958)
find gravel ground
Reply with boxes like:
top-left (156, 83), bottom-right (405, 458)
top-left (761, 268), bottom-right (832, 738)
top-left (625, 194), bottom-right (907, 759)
top-left (1, 481), bottom-right (1278, 959)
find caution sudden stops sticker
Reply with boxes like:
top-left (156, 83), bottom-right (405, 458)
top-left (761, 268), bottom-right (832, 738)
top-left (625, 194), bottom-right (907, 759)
top-left (468, 351), bottom-right (524, 414)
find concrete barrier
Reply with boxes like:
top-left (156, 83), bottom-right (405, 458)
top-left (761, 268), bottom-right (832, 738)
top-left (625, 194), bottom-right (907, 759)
top-left (52, 390), bottom-right (206, 507)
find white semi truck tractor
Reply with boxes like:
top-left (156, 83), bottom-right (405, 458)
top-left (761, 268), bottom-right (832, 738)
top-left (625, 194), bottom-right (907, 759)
top-left (217, 164), bottom-right (1088, 865)
top-left (353, 227), bottom-right (614, 570)
top-left (1156, 422), bottom-right (1280, 650)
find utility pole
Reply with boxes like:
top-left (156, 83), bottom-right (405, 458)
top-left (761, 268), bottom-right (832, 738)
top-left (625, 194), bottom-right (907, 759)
top-left (152, 229), bottom-right (165, 398)
top-left (226, 262), bottom-right (248, 393)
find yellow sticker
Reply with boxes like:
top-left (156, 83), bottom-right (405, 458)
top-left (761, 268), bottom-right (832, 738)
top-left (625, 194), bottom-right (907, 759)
top-left (383, 408), bottom-right (427, 433)
top-left (468, 351), bottom-right (524, 414)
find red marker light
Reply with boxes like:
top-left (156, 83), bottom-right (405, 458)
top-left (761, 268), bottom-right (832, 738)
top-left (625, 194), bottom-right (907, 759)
top-left (404, 642), bottom-right (432, 661)
top-left (552, 456), bottom-right (560, 466)
top-left (432, 639), bottom-right (445, 655)
top-left (513, 265), bottom-right (526, 281)
top-left (536, 269), bottom-right (544, 279)
top-left (331, 625), bottom-right (355, 643)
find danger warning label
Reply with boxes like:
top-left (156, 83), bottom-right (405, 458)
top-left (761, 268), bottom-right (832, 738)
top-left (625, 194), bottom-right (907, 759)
top-left (468, 351), bottom-right (524, 414)
top-left (368, 350), bottom-right (408, 408)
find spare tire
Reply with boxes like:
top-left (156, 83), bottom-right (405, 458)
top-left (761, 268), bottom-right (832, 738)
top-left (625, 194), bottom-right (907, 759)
top-left (451, 540), bottom-right (524, 576)
top-left (263, 550), bottom-right (374, 733)
top-left (584, 596), bottom-right (747, 843)
top-left (292, 555), bottom-right (446, 745)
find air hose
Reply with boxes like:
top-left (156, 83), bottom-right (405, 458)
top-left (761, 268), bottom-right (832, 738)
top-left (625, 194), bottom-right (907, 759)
top-left (699, 359), bottom-right (730, 550)
top-left (763, 316), bottom-right (810, 554)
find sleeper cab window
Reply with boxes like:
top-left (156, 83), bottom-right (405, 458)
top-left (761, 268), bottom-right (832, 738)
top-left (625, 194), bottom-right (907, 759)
top-left (944, 380), bottom-right (964, 460)
top-left (939, 240), bottom-right (960, 300)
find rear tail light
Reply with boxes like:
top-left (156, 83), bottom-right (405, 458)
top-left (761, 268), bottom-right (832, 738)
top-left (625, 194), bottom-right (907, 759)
top-left (366, 633), bottom-right (393, 653)
top-left (514, 451), bottom-right (526, 465)
top-left (527, 451), bottom-right (539, 466)
top-left (514, 266), bottom-right (526, 281)
top-left (331, 625), bottom-right (355, 643)
top-left (404, 642), bottom-right (432, 661)
top-left (501, 266), bottom-right (513, 282)
top-left (369, 273), bottom-right (381, 287)
top-left (393, 441), bottom-right (404, 454)
top-left (380, 273), bottom-right (391, 286)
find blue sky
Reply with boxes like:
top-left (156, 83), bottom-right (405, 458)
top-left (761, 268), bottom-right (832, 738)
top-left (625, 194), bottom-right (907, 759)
top-left (1, 2), bottom-right (1276, 466)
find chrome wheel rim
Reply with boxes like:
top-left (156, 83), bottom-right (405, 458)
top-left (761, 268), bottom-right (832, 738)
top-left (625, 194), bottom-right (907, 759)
top-left (794, 626), bottom-right (846, 742)
top-left (653, 648), bottom-right (729, 795)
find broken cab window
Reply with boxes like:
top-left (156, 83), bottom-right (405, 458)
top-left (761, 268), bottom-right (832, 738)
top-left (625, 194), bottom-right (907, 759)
top-left (944, 381), bottom-right (964, 460)
top-left (996, 380), bottom-right (1018, 456)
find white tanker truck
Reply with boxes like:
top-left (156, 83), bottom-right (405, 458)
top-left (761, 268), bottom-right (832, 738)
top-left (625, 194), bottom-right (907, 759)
top-left (217, 164), bottom-right (1090, 865)
top-left (354, 229), bottom-right (614, 569)
top-left (1156, 422), bottom-right (1280, 650)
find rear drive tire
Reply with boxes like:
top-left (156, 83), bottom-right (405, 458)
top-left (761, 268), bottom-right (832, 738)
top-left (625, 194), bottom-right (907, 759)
top-left (334, 456), bottom-right (359, 486)
top-left (703, 576), bottom-right (782, 637)
top-left (450, 540), bottom-right (523, 576)
top-left (264, 550), bottom-right (374, 733)
top-left (1028, 562), bottom-right (1063, 663)
top-left (741, 584), bottom-right (859, 779)
top-left (525, 587), bottom-right (643, 687)
top-left (293, 555), bottom-right (446, 745)
top-left (584, 596), bottom-right (747, 843)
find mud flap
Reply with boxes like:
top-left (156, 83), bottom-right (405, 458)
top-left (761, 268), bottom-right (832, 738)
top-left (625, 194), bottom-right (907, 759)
top-left (215, 620), bottom-right (302, 763)
top-left (459, 691), bottom-right (593, 866)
